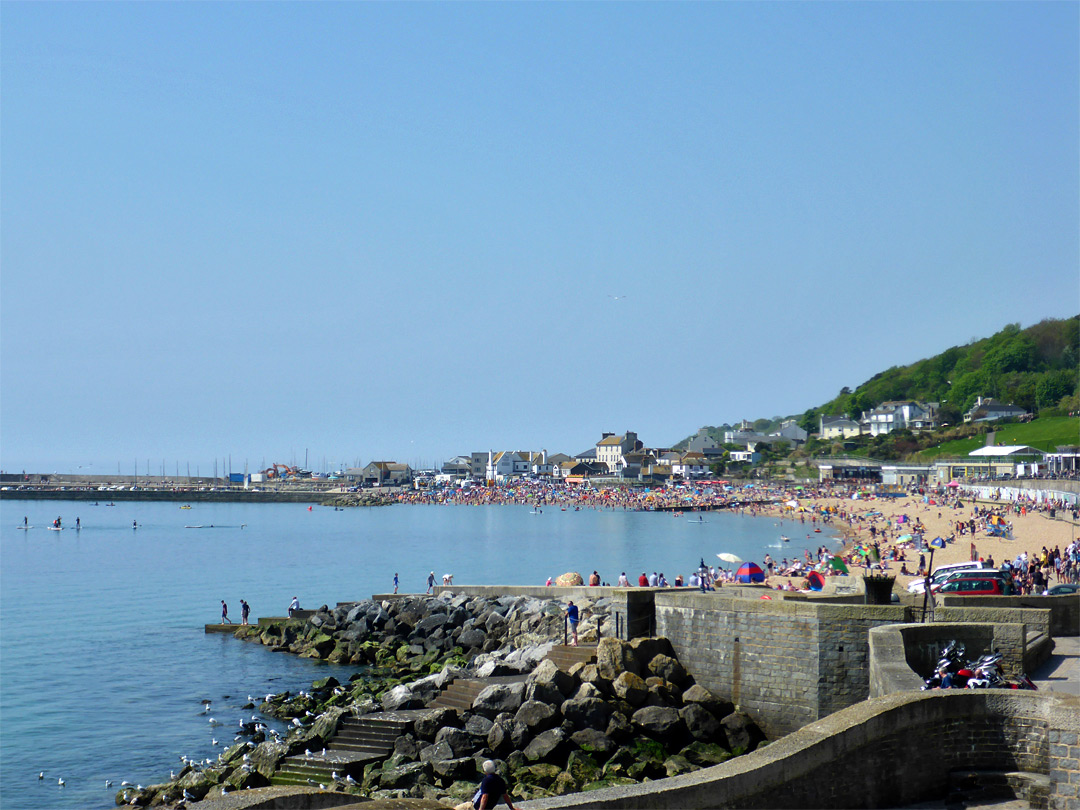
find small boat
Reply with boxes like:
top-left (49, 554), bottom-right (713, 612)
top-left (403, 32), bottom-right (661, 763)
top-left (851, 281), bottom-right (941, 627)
top-left (179, 505), bottom-right (192, 510)
top-left (781, 535), bottom-right (790, 542)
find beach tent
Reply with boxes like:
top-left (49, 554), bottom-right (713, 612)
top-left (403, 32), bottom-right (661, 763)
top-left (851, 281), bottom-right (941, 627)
top-left (735, 562), bottom-right (765, 583)
top-left (929, 537), bottom-right (945, 548)
top-left (807, 571), bottom-right (825, 591)
top-left (946, 481), bottom-right (960, 488)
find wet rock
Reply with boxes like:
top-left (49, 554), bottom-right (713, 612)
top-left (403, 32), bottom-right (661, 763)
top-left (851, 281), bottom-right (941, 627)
top-left (663, 754), bottom-right (695, 777)
top-left (681, 741), bottom-right (731, 767)
top-left (247, 741), bottom-right (288, 780)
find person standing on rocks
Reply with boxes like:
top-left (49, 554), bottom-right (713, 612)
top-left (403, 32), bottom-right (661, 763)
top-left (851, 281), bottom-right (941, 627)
top-left (220, 600), bottom-right (232, 624)
top-left (475, 759), bottom-right (517, 810)
top-left (565, 600), bottom-right (579, 646)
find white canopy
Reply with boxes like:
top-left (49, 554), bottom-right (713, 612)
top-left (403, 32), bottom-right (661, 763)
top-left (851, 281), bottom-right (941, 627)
top-left (968, 445), bottom-right (1045, 457)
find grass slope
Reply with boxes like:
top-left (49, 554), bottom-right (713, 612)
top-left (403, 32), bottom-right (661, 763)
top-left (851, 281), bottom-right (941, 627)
top-left (917, 416), bottom-right (1079, 460)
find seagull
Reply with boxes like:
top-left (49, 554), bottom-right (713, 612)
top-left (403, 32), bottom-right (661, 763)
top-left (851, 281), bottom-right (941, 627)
top-left (345, 774), bottom-right (356, 784)
top-left (105, 780), bottom-right (114, 788)
top-left (170, 770), bottom-right (176, 780)
top-left (58, 777), bottom-right (65, 786)
top-left (607, 294), bottom-right (628, 300)
top-left (122, 780), bottom-right (132, 786)
top-left (183, 789), bottom-right (196, 801)
top-left (211, 738), bottom-right (219, 746)
top-left (38, 772), bottom-right (44, 780)
top-left (332, 771), bottom-right (340, 781)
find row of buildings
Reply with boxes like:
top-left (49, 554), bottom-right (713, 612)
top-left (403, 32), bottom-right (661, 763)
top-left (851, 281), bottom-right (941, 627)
top-left (819, 397), bottom-right (1031, 441)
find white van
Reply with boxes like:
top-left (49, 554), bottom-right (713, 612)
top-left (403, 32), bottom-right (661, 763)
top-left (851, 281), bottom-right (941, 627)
top-left (907, 561), bottom-right (989, 594)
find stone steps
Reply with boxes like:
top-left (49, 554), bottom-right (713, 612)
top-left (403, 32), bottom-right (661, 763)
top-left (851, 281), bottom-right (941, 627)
top-left (544, 644), bottom-right (598, 672)
top-left (270, 713), bottom-right (414, 786)
top-left (426, 674), bottom-right (528, 712)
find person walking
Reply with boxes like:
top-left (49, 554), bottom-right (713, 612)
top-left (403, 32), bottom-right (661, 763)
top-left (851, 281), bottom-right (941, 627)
top-left (240, 599), bottom-right (250, 626)
top-left (565, 600), bottom-right (579, 646)
top-left (288, 596), bottom-right (300, 618)
top-left (221, 600), bottom-right (232, 624)
top-left (473, 759), bottom-right (517, 810)
top-left (393, 573), bottom-right (399, 594)
top-left (427, 571), bottom-right (435, 594)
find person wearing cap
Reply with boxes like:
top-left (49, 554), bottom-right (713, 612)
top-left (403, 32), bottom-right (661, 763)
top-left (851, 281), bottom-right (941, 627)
top-left (427, 571), bottom-right (435, 594)
top-left (475, 759), bottom-right (516, 810)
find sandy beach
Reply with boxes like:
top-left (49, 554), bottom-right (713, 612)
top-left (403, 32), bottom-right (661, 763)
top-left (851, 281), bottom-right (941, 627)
top-left (756, 490), bottom-right (1080, 591)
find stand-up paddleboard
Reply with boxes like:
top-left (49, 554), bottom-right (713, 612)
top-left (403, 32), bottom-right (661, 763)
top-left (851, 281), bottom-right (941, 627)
top-left (48, 526), bottom-right (63, 531)
top-left (17, 526), bottom-right (33, 530)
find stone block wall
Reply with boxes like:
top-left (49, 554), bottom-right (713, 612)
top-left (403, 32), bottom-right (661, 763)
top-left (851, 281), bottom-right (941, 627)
top-left (939, 594), bottom-right (1077, 638)
top-left (653, 593), bottom-right (910, 738)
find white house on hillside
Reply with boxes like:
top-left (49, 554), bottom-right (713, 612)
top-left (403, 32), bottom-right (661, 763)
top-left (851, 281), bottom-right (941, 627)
top-left (596, 431), bottom-right (642, 474)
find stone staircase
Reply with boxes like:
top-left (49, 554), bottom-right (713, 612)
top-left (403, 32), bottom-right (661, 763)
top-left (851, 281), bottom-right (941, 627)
top-left (426, 674), bottom-right (528, 712)
top-left (271, 712), bottom-right (416, 787)
top-left (544, 644), bottom-right (598, 672)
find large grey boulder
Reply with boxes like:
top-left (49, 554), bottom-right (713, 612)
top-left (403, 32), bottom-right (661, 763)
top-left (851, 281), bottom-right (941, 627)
top-left (515, 700), bottom-right (557, 732)
top-left (573, 682), bottom-right (603, 701)
top-left (419, 741), bottom-right (456, 763)
top-left (648, 654), bottom-right (689, 687)
top-left (523, 728), bottom-right (568, 762)
top-left (379, 761), bottom-right (430, 790)
top-left (596, 637), bottom-right (639, 679)
top-left (431, 757), bottom-right (478, 783)
top-left (681, 684), bottom-right (732, 718)
top-left (414, 708), bottom-right (459, 741)
top-left (458, 628), bottom-right (487, 649)
top-left (629, 637), bottom-right (674, 665)
top-left (612, 672), bottom-right (648, 707)
top-left (679, 703), bottom-right (721, 742)
top-left (561, 697), bottom-right (613, 731)
top-left (720, 711), bottom-right (765, 753)
top-left (434, 727), bottom-right (475, 758)
top-left (463, 714), bottom-right (494, 740)
top-left (527, 659), bottom-right (575, 697)
top-left (487, 717), bottom-right (530, 755)
top-left (631, 705), bottom-right (686, 739)
top-left (570, 728), bottom-right (617, 758)
top-left (382, 684), bottom-right (422, 711)
top-left (525, 680), bottom-right (564, 706)
top-left (472, 682), bottom-right (525, 718)
top-left (415, 613), bottom-right (450, 634)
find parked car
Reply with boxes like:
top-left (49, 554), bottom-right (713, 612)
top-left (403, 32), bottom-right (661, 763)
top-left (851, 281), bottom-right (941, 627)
top-left (1047, 583), bottom-right (1080, 596)
top-left (908, 561), bottom-right (989, 594)
top-left (935, 576), bottom-right (1016, 596)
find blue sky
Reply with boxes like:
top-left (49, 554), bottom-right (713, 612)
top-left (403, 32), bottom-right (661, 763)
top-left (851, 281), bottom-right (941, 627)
top-left (2, 2), bottom-right (1077, 474)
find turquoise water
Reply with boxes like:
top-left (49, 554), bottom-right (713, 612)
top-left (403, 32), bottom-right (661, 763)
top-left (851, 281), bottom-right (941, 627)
top-left (0, 499), bottom-right (834, 809)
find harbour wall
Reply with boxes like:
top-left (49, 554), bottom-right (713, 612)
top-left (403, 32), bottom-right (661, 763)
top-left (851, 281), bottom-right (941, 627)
top-left (522, 689), bottom-right (1079, 810)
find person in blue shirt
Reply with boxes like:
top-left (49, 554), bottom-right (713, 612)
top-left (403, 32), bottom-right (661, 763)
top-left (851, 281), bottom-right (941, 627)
top-left (565, 601), bottom-right (579, 646)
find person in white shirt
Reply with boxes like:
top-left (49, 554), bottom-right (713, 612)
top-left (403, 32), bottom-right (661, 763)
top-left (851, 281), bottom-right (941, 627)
top-left (617, 572), bottom-right (630, 587)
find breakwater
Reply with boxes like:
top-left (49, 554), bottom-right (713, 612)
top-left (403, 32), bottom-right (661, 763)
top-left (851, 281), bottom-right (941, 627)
top-left (0, 488), bottom-right (392, 505)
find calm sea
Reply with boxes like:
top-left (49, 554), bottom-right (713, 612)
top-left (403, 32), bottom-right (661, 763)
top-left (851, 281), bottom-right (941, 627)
top-left (0, 498), bottom-right (835, 810)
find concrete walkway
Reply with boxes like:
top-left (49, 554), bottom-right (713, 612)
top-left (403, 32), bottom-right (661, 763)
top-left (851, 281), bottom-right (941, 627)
top-left (1030, 633), bottom-right (1079, 693)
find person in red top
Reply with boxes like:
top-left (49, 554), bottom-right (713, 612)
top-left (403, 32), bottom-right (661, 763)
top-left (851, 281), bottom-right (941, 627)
top-left (638, 572), bottom-right (649, 587)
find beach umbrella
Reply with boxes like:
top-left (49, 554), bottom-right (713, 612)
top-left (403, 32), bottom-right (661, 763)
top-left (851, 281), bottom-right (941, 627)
top-left (735, 562), bottom-right (765, 583)
top-left (717, 553), bottom-right (742, 564)
top-left (946, 480), bottom-right (960, 488)
top-left (554, 572), bottom-right (584, 586)
top-left (829, 556), bottom-right (849, 574)
top-left (807, 571), bottom-right (826, 591)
